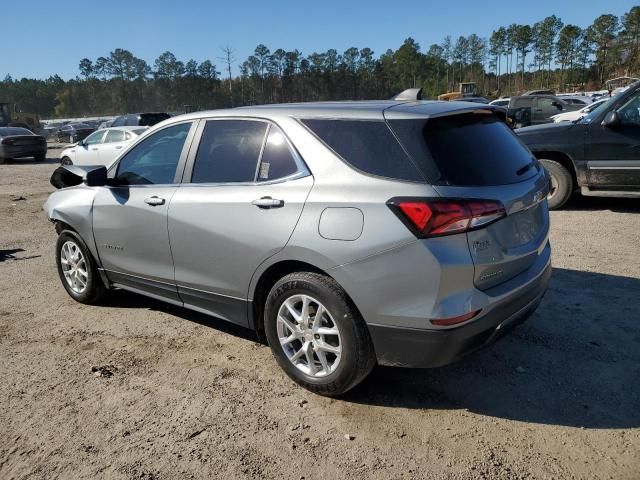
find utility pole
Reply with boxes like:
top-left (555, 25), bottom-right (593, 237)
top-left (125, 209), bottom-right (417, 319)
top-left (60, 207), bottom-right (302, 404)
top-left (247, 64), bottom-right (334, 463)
top-left (219, 46), bottom-right (235, 107)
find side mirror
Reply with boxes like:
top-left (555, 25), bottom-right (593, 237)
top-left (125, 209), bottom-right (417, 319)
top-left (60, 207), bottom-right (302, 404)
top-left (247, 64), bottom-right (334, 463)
top-left (50, 165), bottom-right (107, 189)
top-left (85, 166), bottom-right (108, 186)
top-left (601, 111), bottom-right (621, 129)
top-left (77, 139), bottom-right (85, 147)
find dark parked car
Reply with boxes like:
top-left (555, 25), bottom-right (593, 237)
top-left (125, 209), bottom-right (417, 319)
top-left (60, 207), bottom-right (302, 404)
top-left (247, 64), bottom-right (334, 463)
top-left (0, 127), bottom-right (47, 163)
top-left (507, 95), bottom-right (582, 128)
top-left (56, 123), bottom-right (96, 143)
top-left (111, 113), bottom-right (170, 128)
top-left (517, 80), bottom-right (640, 209)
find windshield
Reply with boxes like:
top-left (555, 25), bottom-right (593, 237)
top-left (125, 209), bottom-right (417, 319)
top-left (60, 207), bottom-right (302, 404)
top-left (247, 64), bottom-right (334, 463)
top-left (579, 95), bottom-right (619, 124)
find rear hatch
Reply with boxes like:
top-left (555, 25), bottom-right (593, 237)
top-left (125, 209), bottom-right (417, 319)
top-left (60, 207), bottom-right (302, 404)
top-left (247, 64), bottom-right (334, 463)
top-left (385, 105), bottom-right (550, 290)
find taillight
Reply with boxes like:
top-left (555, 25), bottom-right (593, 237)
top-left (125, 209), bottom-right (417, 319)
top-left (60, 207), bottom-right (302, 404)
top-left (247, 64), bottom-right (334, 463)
top-left (388, 198), bottom-right (506, 238)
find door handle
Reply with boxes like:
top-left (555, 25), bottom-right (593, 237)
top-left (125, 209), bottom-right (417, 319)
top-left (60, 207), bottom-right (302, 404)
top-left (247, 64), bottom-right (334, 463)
top-left (252, 196), bottom-right (284, 209)
top-left (115, 146), bottom-right (123, 149)
top-left (91, 147), bottom-right (98, 151)
top-left (144, 196), bottom-right (165, 206)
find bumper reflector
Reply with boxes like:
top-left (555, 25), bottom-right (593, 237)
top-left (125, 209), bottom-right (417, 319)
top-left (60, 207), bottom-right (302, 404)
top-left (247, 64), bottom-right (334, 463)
top-left (430, 309), bottom-right (482, 326)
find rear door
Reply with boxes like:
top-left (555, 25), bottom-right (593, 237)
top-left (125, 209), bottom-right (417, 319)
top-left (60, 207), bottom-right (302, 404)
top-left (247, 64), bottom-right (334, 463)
top-left (585, 88), bottom-right (640, 187)
top-left (387, 110), bottom-right (550, 291)
top-left (168, 118), bottom-right (313, 326)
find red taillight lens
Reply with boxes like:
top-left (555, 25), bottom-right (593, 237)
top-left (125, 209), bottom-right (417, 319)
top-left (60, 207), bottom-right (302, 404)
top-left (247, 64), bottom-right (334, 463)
top-left (430, 309), bottom-right (482, 326)
top-left (388, 198), bottom-right (505, 238)
top-left (397, 202), bottom-right (432, 230)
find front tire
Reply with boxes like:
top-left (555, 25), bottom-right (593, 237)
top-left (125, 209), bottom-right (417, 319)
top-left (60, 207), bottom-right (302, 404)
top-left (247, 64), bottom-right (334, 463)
top-left (264, 272), bottom-right (375, 396)
top-left (56, 231), bottom-right (106, 304)
top-left (541, 159), bottom-right (573, 210)
top-left (61, 156), bottom-right (73, 165)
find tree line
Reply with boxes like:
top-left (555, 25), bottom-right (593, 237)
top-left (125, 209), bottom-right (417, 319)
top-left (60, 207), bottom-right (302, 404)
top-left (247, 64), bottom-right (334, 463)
top-left (1, 7), bottom-right (638, 118)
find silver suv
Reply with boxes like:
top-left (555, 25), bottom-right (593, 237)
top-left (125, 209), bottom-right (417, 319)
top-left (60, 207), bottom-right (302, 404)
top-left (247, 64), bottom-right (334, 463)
top-left (45, 96), bottom-right (551, 395)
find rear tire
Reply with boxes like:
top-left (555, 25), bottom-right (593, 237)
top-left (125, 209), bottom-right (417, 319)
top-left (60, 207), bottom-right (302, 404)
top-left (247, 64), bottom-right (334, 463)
top-left (264, 272), bottom-right (375, 396)
top-left (540, 159), bottom-right (573, 210)
top-left (35, 153), bottom-right (46, 162)
top-left (56, 231), bottom-right (107, 304)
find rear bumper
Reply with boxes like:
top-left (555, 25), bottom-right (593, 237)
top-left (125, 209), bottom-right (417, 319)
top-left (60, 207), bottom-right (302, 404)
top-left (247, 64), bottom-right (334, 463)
top-left (0, 144), bottom-right (46, 159)
top-left (368, 259), bottom-right (551, 368)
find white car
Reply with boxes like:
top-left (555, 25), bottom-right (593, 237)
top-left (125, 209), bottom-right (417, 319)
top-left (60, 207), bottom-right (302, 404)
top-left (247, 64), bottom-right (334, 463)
top-left (489, 98), bottom-right (510, 107)
top-left (550, 98), bottom-right (609, 123)
top-left (60, 126), bottom-right (146, 166)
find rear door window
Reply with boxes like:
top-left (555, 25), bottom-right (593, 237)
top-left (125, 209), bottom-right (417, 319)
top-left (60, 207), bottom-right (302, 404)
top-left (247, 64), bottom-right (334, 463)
top-left (104, 130), bottom-right (125, 143)
top-left (190, 120), bottom-right (267, 183)
top-left (301, 119), bottom-right (424, 182)
top-left (388, 113), bottom-right (539, 186)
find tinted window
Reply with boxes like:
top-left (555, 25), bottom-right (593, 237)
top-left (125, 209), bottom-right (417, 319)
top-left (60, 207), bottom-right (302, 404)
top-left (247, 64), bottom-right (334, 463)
top-left (116, 122), bottom-right (191, 185)
top-left (258, 125), bottom-right (299, 181)
top-left (111, 116), bottom-right (126, 127)
top-left (0, 127), bottom-right (33, 136)
top-left (301, 119), bottom-right (423, 182)
top-left (84, 130), bottom-right (105, 145)
top-left (139, 113), bottom-right (171, 126)
top-left (104, 130), bottom-right (125, 143)
top-left (125, 114), bottom-right (138, 126)
top-left (389, 113), bottom-right (539, 186)
top-left (617, 90), bottom-right (640, 127)
top-left (191, 120), bottom-right (267, 183)
top-left (512, 97), bottom-right (531, 108)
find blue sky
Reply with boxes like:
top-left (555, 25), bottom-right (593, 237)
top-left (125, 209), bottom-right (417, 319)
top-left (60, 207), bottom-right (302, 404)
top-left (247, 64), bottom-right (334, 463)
top-left (3, 0), bottom-right (637, 80)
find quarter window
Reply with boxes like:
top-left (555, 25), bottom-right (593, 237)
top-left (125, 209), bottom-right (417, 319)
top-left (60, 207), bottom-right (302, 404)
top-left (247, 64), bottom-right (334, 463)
top-left (302, 119), bottom-right (423, 182)
top-left (258, 125), bottom-right (299, 181)
top-left (191, 120), bottom-right (267, 183)
top-left (115, 122), bottom-right (191, 185)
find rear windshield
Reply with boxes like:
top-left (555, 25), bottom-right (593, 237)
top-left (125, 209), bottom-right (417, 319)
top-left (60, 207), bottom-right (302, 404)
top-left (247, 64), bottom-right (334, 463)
top-left (139, 113), bottom-right (170, 126)
top-left (388, 113), bottom-right (539, 186)
top-left (300, 119), bottom-right (424, 182)
top-left (0, 127), bottom-right (33, 136)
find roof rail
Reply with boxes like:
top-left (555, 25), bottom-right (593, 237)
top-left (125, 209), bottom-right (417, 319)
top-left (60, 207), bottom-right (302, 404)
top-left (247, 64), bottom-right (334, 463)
top-left (393, 88), bottom-right (423, 101)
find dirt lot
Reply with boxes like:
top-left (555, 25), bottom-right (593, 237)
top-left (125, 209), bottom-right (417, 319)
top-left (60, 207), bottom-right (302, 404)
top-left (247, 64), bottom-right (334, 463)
top-left (1, 150), bottom-right (639, 480)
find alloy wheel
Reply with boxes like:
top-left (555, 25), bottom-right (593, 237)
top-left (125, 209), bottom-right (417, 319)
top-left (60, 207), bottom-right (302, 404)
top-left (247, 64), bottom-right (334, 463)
top-left (276, 294), bottom-right (342, 378)
top-left (60, 240), bottom-right (88, 294)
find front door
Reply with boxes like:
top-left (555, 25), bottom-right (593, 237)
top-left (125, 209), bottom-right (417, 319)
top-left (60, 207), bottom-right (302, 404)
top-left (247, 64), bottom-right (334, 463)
top-left (586, 89), bottom-right (640, 187)
top-left (168, 119), bottom-right (313, 325)
top-left (92, 121), bottom-right (194, 301)
top-left (74, 130), bottom-right (106, 165)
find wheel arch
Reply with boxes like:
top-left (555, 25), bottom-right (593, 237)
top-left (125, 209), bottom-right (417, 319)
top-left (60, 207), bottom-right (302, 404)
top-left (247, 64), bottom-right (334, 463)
top-left (532, 151), bottom-right (580, 189)
top-left (249, 258), bottom-right (363, 342)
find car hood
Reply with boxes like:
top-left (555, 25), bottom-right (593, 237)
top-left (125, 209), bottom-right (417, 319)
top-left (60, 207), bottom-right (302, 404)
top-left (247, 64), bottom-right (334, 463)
top-left (515, 121), bottom-right (575, 136)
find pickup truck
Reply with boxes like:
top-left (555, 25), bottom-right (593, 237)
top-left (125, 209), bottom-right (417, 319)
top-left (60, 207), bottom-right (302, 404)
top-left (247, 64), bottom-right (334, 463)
top-left (508, 95), bottom-right (582, 128)
top-left (517, 81), bottom-right (640, 209)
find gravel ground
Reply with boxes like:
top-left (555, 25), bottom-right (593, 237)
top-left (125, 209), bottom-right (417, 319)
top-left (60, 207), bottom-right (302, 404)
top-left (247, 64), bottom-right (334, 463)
top-left (1, 151), bottom-right (639, 480)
